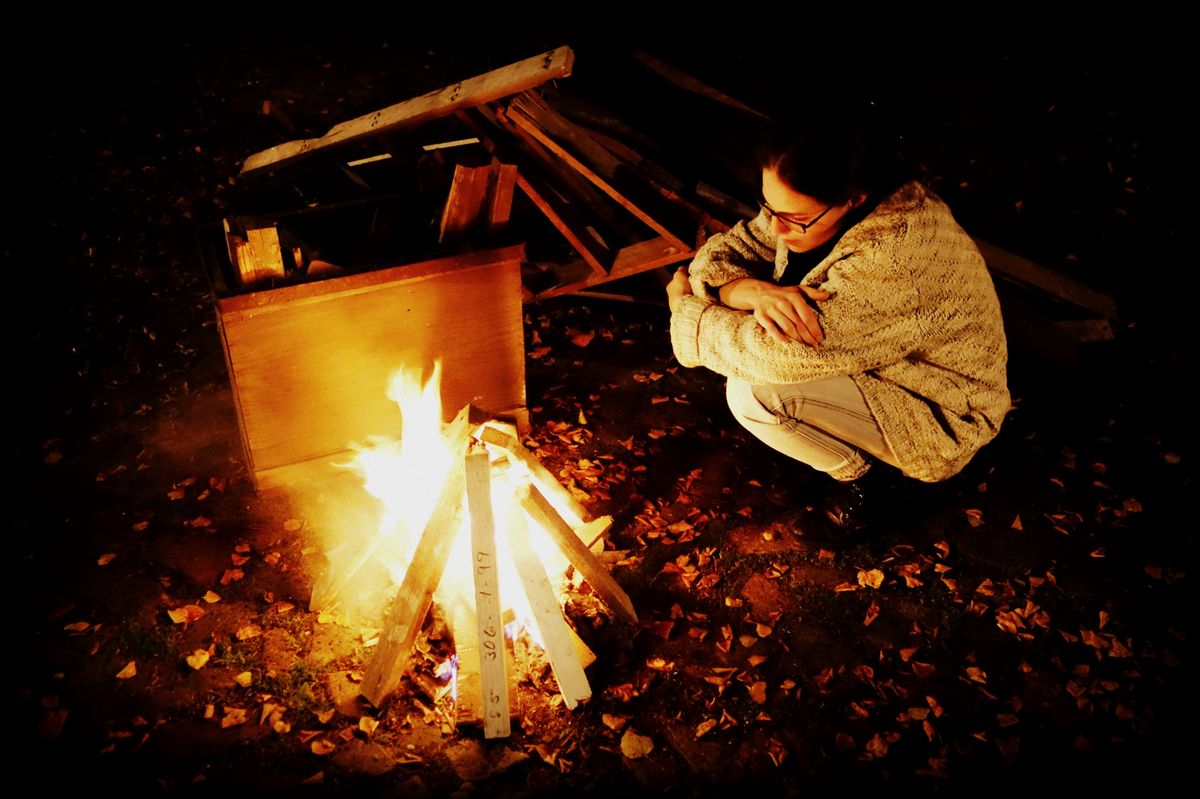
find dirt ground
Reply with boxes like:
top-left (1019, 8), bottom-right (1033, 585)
top-left (8, 24), bottom-right (1195, 797)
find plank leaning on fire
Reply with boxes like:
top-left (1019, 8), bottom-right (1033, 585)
top-left (359, 406), bottom-right (637, 708)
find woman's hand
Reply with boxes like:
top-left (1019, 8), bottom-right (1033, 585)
top-left (719, 278), bottom-right (830, 347)
top-left (666, 266), bottom-right (694, 313)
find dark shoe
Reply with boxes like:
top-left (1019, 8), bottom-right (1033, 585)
top-left (823, 464), bottom-right (917, 537)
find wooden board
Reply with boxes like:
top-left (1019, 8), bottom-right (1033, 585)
top-left (517, 484), bottom-right (638, 626)
top-left (241, 46), bottom-right (575, 174)
top-left (506, 503), bottom-right (592, 709)
top-left (216, 246), bottom-right (526, 487)
top-left (360, 415), bottom-right (471, 707)
top-left (975, 238), bottom-right (1119, 321)
top-left (439, 163), bottom-right (492, 245)
top-left (505, 105), bottom-right (691, 252)
top-left (528, 235), bottom-right (693, 302)
top-left (465, 445), bottom-right (511, 738)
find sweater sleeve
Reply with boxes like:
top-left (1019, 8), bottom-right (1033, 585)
top-left (671, 244), bottom-right (923, 385)
top-left (685, 211), bottom-right (777, 298)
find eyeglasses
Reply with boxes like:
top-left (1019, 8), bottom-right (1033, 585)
top-left (757, 199), bottom-right (833, 234)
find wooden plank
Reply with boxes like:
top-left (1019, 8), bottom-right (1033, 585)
top-left (450, 596), bottom-right (482, 726)
top-left (218, 245), bottom-right (524, 316)
top-left (233, 227), bottom-right (287, 285)
top-left (631, 50), bottom-right (769, 119)
top-left (479, 426), bottom-right (591, 524)
top-left (516, 93), bottom-right (727, 237)
top-left (505, 105), bottom-right (691, 252)
top-left (975, 239), bottom-right (1119, 321)
top-left (464, 444), bottom-right (511, 738)
top-left (439, 163), bottom-right (492, 245)
top-left (530, 235), bottom-right (693, 302)
top-left (310, 407), bottom-right (471, 612)
top-left (487, 161), bottom-right (519, 235)
top-left (506, 503), bottom-right (592, 709)
top-left (360, 409), bottom-right (472, 707)
top-left (517, 484), bottom-right (638, 626)
top-left (516, 174), bottom-right (609, 276)
top-left (512, 92), bottom-right (625, 182)
top-left (241, 46), bottom-right (575, 174)
top-left (215, 248), bottom-right (525, 483)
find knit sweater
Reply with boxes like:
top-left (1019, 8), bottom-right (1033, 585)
top-left (671, 182), bottom-right (1010, 482)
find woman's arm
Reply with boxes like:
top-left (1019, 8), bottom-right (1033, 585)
top-left (686, 212), bottom-right (828, 346)
top-left (671, 251), bottom-right (921, 385)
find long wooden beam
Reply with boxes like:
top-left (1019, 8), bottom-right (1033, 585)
top-left (517, 484), bottom-right (637, 626)
top-left (464, 444), bottom-right (511, 738)
top-left (360, 407), bottom-right (472, 707)
top-left (241, 46), bottom-right (574, 175)
top-left (506, 504), bottom-right (592, 709)
top-left (504, 105), bottom-right (691, 253)
top-left (975, 239), bottom-right (1119, 321)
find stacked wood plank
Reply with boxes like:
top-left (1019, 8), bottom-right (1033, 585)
top-left (235, 45), bottom-right (728, 301)
top-left (347, 409), bottom-right (637, 737)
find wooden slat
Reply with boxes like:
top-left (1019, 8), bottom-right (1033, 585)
top-left (530, 235), bottom-right (693, 302)
top-left (487, 161), bottom-right (519, 235)
top-left (360, 408), bottom-right (472, 707)
top-left (439, 163), bottom-right (492, 245)
top-left (506, 503), bottom-right (592, 709)
top-left (241, 46), bottom-right (575, 174)
top-left (514, 93), bottom-right (728, 237)
top-left (516, 174), bottom-right (609, 276)
top-left (975, 239), bottom-right (1119, 321)
top-left (308, 404), bottom-right (469, 612)
top-left (479, 426), bottom-right (591, 523)
top-left (517, 484), bottom-right (637, 626)
top-left (464, 445), bottom-right (511, 738)
top-left (450, 596), bottom-right (482, 726)
top-left (505, 105), bottom-right (691, 252)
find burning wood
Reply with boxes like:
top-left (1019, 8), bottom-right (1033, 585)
top-left (312, 369), bottom-right (635, 737)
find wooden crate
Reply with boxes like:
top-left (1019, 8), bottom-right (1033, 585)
top-left (214, 244), bottom-right (527, 491)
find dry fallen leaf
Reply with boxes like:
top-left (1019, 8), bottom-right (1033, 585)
top-left (186, 650), bottom-right (211, 670)
top-left (858, 569), bottom-right (885, 589)
top-left (695, 719), bottom-right (718, 738)
top-left (234, 671), bottom-right (253, 687)
top-left (202, 591), bottom-right (221, 604)
top-left (97, 553), bottom-right (117, 566)
top-left (236, 625), bottom-right (262, 641)
top-left (221, 707), bottom-right (249, 728)
top-left (965, 666), bottom-right (988, 684)
top-left (620, 729), bottom-right (654, 759)
top-left (964, 509), bottom-right (984, 527)
top-left (63, 621), bottom-right (90, 633)
top-left (220, 568), bottom-right (244, 585)
top-left (115, 662), bottom-right (137, 680)
top-left (167, 604), bottom-right (206, 625)
top-left (748, 681), bottom-right (768, 704)
top-left (316, 709), bottom-right (335, 725)
top-left (1011, 515), bottom-right (1023, 531)
top-left (602, 713), bottom-right (628, 732)
top-left (569, 330), bottom-right (595, 347)
top-left (358, 716), bottom-right (379, 736)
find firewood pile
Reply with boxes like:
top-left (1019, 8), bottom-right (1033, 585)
top-left (215, 46), bottom-right (739, 305)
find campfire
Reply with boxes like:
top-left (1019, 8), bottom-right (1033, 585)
top-left (309, 363), bottom-right (636, 738)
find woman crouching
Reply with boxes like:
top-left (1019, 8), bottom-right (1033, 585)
top-left (667, 115), bottom-right (1011, 534)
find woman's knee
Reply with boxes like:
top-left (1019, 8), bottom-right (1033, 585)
top-left (726, 380), bottom-right (782, 427)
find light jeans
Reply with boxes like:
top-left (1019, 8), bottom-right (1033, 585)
top-left (726, 376), bottom-right (898, 482)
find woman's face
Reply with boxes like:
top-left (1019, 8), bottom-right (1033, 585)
top-left (761, 166), bottom-right (860, 253)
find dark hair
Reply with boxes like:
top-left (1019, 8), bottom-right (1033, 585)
top-left (756, 101), bottom-right (910, 206)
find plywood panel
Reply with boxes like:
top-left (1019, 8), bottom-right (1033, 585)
top-left (217, 247), bottom-right (526, 482)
